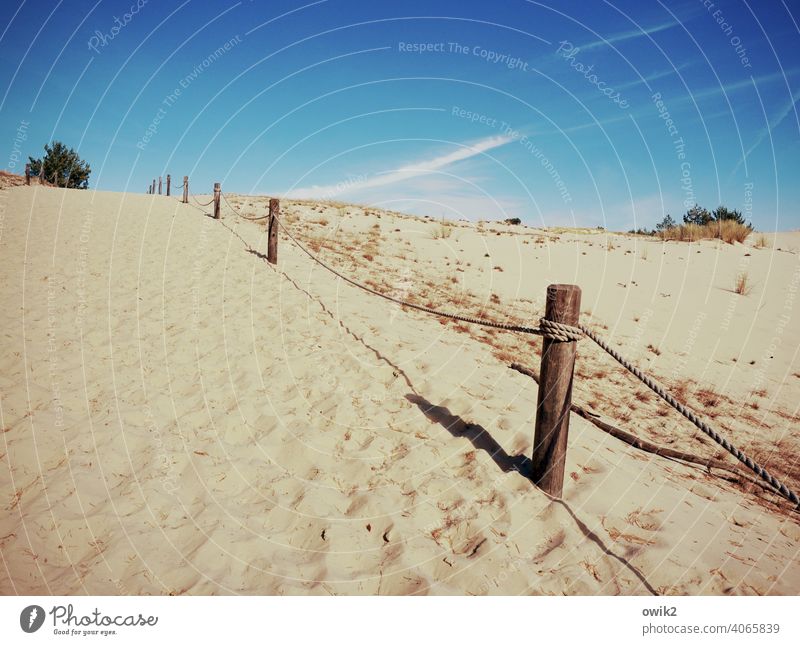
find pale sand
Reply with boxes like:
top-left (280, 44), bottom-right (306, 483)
top-left (1, 185), bottom-right (798, 595)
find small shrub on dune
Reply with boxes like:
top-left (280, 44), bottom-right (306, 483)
top-left (734, 272), bottom-right (751, 295)
top-left (654, 205), bottom-right (752, 244)
top-left (657, 226), bottom-right (680, 241)
top-left (715, 220), bottom-right (751, 244)
top-left (679, 223), bottom-right (704, 242)
top-left (432, 218), bottom-right (453, 240)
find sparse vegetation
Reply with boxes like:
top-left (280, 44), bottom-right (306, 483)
top-left (432, 217), bottom-right (453, 239)
top-left (656, 219), bottom-right (752, 244)
top-left (734, 272), bottom-right (751, 295)
top-left (696, 387), bottom-right (721, 408)
top-left (754, 233), bottom-right (769, 249)
top-left (655, 205), bottom-right (753, 244)
top-left (646, 343), bottom-right (661, 356)
top-left (628, 227), bottom-right (655, 236)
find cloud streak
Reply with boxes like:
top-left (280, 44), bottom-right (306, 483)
top-left (284, 135), bottom-right (514, 199)
top-left (579, 17), bottom-right (684, 52)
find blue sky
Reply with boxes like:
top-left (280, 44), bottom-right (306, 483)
top-left (1, 0), bottom-right (799, 230)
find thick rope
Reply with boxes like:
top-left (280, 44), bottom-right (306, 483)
top-left (240, 206), bottom-right (798, 509)
top-left (190, 192), bottom-right (215, 208)
top-left (274, 214), bottom-right (582, 341)
top-left (578, 323), bottom-right (800, 507)
top-left (220, 191), bottom-right (271, 221)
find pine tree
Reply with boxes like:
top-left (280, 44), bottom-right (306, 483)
top-left (28, 141), bottom-right (91, 189)
top-left (683, 204), bottom-right (712, 225)
top-left (655, 214), bottom-right (676, 231)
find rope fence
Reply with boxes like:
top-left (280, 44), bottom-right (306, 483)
top-left (221, 191), bottom-right (271, 221)
top-left (145, 176), bottom-right (800, 511)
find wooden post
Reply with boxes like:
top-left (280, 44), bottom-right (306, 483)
top-left (213, 182), bottom-right (221, 219)
top-left (25, 164), bottom-right (30, 185)
top-left (158, 176), bottom-right (162, 195)
top-left (267, 198), bottom-right (279, 264)
top-left (182, 176), bottom-right (188, 204)
top-left (152, 179), bottom-right (156, 194)
top-left (166, 174), bottom-right (171, 196)
top-left (531, 284), bottom-right (581, 498)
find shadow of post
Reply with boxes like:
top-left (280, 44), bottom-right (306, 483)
top-left (405, 394), bottom-right (531, 476)
top-left (553, 498), bottom-right (659, 595)
top-left (405, 393), bottom-right (658, 595)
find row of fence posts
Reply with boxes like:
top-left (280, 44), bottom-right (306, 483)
top-left (145, 175), bottom-right (190, 204)
top-left (146, 177), bottom-right (279, 266)
top-left (141, 173), bottom-right (575, 497)
top-left (16, 162), bottom-right (791, 505)
top-left (23, 163), bottom-right (780, 503)
top-left (24, 163), bottom-right (51, 186)
top-left (24, 158), bottom-right (576, 497)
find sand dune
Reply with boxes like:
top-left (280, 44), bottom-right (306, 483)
top-left (1, 185), bottom-right (798, 595)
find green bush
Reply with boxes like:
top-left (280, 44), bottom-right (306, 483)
top-left (29, 141), bottom-right (91, 189)
top-left (712, 205), bottom-right (750, 227)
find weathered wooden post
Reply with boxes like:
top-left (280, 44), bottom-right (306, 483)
top-left (152, 179), bottom-right (156, 194)
top-left (267, 198), bottom-right (279, 264)
top-left (531, 284), bottom-right (581, 498)
top-left (25, 164), bottom-right (30, 185)
top-left (182, 176), bottom-right (188, 204)
top-left (213, 182), bottom-right (221, 219)
top-left (166, 174), bottom-right (171, 196)
top-left (158, 176), bottom-right (162, 195)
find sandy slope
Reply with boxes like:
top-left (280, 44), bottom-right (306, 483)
top-left (0, 185), bottom-right (798, 595)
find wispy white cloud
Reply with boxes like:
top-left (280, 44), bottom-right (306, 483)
top-left (579, 17), bottom-right (684, 52)
top-left (284, 135), bottom-right (514, 200)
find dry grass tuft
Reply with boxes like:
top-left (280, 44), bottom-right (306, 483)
top-left (734, 272), bottom-right (751, 295)
top-left (696, 388), bottom-right (721, 408)
top-left (646, 344), bottom-right (661, 356)
top-left (658, 221), bottom-right (752, 244)
top-left (432, 218), bottom-right (453, 240)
